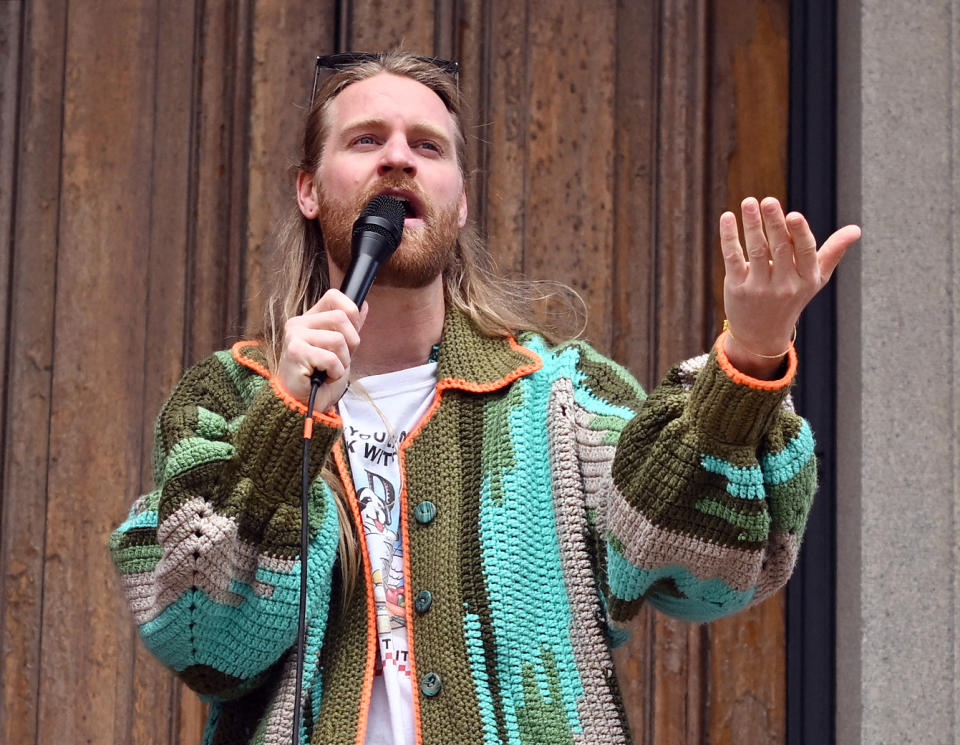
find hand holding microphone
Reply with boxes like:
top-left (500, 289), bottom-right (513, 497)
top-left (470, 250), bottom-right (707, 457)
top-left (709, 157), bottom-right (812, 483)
top-left (277, 194), bottom-right (406, 411)
top-left (277, 290), bottom-right (366, 411)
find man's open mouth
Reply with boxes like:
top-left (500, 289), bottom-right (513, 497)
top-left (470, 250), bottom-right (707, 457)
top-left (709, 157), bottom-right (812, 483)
top-left (378, 190), bottom-right (423, 220)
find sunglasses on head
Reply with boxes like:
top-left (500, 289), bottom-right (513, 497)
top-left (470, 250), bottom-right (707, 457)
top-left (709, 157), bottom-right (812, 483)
top-left (310, 52), bottom-right (461, 107)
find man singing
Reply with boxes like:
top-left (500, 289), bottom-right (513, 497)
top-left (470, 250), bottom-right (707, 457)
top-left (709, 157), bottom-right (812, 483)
top-left (110, 52), bottom-right (860, 745)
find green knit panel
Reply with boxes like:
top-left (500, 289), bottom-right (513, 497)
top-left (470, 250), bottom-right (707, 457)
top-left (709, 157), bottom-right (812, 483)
top-left (405, 389), bottom-right (488, 745)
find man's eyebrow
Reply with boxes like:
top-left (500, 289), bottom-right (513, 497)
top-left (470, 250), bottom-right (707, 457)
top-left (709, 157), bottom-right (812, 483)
top-left (339, 117), bottom-right (453, 144)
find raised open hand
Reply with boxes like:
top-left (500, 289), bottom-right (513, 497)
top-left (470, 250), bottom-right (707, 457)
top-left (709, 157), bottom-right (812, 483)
top-left (719, 196), bottom-right (861, 378)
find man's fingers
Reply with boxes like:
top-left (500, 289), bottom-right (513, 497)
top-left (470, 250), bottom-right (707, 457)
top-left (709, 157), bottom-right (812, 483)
top-left (300, 325), bottom-right (360, 358)
top-left (719, 211), bottom-right (748, 284)
top-left (786, 212), bottom-right (818, 280)
top-left (291, 307), bottom-right (361, 341)
top-left (284, 335), bottom-right (348, 382)
top-left (306, 289), bottom-right (362, 328)
top-left (817, 224), bottom-right (862, 285)
top-left (761, 197), bottom-right (796, 281)
top-left (741, 197), bottom-right (771, 281)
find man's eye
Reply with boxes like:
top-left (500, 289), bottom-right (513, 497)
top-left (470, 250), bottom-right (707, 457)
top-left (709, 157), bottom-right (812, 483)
top-left (352, 135), bottom-right (377, 146)
top-left (417, 141), bottom-right (441, 154)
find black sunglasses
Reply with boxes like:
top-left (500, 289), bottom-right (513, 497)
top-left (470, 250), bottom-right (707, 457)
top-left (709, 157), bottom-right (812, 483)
top-left (310, 52), bottom-right (460, 107)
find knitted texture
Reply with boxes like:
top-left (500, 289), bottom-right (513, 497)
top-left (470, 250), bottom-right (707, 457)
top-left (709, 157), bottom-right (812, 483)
top-left (110, 310), bottom-right (816, 745)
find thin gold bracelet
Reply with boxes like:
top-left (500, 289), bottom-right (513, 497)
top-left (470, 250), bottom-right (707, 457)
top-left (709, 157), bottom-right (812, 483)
top-left (722, 319), bottom-right (797, 359)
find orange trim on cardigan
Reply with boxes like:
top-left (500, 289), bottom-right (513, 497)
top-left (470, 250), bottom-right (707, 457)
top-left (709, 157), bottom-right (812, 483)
top-left (333, 441), bottom-right (378, 745)
top-left (715, 330), bottom-right (797, 391)
top-left (434, 335), bottom-right (543, 395)
top-left (231, 340), bottom-right (342, 427)
top-left (395, 430), bottom-right (425, 745)
top-left (391, 387), bottom-right (449, 745)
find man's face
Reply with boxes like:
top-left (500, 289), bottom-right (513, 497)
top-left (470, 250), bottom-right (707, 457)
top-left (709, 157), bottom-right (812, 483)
top-left (299, 72), bottom-right (468, 288)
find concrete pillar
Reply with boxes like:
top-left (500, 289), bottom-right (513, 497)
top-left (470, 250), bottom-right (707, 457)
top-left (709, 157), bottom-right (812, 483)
top-left (836, 1), bottom-right (959, 743)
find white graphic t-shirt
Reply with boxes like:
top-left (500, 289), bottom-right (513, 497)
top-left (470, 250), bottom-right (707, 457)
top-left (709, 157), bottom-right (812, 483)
top-left (337, 362), bottom-right (438, 745)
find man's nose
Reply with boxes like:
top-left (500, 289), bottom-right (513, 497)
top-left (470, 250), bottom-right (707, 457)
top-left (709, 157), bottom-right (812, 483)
top-left (378, 135), bottom-right (416, 177)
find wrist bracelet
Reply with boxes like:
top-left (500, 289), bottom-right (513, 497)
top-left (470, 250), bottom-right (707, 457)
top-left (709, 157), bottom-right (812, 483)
top-left (722, 319), bottom-right (796, 359)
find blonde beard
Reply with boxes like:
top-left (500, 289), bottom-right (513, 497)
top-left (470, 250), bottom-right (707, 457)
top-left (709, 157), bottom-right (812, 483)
top-left (318, 179), bottom-right (461, 289)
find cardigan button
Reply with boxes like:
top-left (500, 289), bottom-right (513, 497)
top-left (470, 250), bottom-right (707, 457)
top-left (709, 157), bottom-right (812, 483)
top-left (414, 500), bottom-right (437, 525)
top-left (414, 590), bottom-right (433, 614)
top-left (421, 672), bottom-right (442, 697)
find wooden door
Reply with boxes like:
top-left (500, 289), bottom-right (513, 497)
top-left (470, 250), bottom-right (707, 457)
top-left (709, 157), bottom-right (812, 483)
top-left (0, 2), bottom-right (791, 743)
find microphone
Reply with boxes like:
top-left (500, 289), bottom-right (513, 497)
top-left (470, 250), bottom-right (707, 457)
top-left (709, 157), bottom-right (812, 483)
top-left (339, 194), bottom-right (407, 306)
top-left (310, 194), bottom-right (406, 387)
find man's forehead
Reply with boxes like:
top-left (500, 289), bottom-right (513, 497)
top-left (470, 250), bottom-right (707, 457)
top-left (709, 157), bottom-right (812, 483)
top-left (325, 72), bottom-right (456, 136)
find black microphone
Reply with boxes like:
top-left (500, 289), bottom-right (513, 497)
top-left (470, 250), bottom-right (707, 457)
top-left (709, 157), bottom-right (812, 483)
top-left (310, 194), bottom-right (406, 387)
top-left (339, 194), bottom-right (407, 306)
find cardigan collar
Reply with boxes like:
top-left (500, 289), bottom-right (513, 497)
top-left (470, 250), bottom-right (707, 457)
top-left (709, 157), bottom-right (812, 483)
top-left (433, 307), bottom-right (542, 393)
top-left (232, 307), bottom-right (542, 395)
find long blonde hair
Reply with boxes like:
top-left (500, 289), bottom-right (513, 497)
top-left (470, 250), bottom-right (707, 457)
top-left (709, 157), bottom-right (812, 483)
top-left (253, 51), bottom-right (584, 595)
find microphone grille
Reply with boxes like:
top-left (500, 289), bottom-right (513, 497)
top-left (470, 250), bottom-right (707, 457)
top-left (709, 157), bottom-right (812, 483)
top-left (357, 194), bottom-right (406, 240)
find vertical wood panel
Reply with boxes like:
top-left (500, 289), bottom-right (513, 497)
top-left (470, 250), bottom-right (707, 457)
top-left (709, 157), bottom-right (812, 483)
top-left (480, 0), bottom-right (529, 277)
top-left (245, 0), bottom-right (337, 327)
top-left (523, 0), bottom-right (618, 350)
top-left (611, 4), bottom-right (713, 743)
top-left (346, 0), bottom-right (435, 53)
top-left (611, 0), bottom-right (659, 382)
top-left (610, 2), bottom-right (790, 743)
top-left (0, 3), bottom-right (66, 745)
top-left (651, 0), bottom-right (711, 374)
top-left (36, 2), bottom-right (156, 743)
top-left (132, 1), bottom-right (200, 742)
top-left (708, 597), bottom-right (786, 745)
top-left (0, 2), bottom-right (21, 425)
top-left (649, 6), bottom-right (712, 739)
top-left (449, 0), bottom-right (486, 229)
top-left (186, 1), bottom-right (252, 361)
top-left (706, 3), bottom-right (790, 744)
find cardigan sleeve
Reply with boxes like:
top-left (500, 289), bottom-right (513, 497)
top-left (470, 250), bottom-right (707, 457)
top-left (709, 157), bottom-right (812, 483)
top-left (108, 349), bottom-right (343, 701)
top-left (572, 335), bottom-right (815, 625)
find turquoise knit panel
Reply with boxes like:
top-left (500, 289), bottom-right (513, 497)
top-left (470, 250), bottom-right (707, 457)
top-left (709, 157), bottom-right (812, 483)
top-left (477, 347), bottom-right (587, 744)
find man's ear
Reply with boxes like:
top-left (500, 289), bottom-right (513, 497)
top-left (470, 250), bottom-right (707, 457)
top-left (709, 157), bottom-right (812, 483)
top-left (297, 171), bottom-right (319, 218)
top-left (458, 189), bottom-right (468, 228)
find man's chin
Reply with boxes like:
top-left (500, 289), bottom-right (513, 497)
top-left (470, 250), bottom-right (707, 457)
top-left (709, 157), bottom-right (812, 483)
top-left (319, 193), bottom-right (461, 290)
top-left (373, 252), bottom-right (448, 289)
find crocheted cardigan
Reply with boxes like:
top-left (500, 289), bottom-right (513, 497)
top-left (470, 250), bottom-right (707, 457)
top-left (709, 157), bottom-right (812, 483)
top-left (109, 309), bottom-right (816, 745)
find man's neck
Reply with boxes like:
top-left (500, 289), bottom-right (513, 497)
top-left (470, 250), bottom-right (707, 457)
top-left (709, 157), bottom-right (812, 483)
top-left (328, 264), bottom-right (446, 377)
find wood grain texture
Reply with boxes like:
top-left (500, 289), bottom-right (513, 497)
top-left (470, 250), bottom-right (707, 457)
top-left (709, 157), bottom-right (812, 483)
top-left (185, 0), bottom-right (252, 362)
top-left (611, 0), bottom-right (659, 391)
top-left (708, 597), bottom-right (786, 745)
top-left (245, 0), bottom-right (337, 331)
top-left (132, 1), bottom-right (199, 742)
top-left (708, 0), bottom-right (790, 325)
top-left (346, 0), bottom-right (435, 53)
top-left (480, 0), bottom-right (529, 277)
top-left (705, 4), bottom-right (790, 743)
top-left (0, 4), bottom-right (66, 744)
top-left (523, 0), bottom-right (618, 350)
top-left (611, 2), bottom-right (790, 743)
top-left (36, 2), bottom-right (156, 743)
top-left (450, 0), bottom-right (486, 227)
top-left (650, 0), bottom-right (712, 376)
top-left (0, 1), bottom-right (21, 444)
